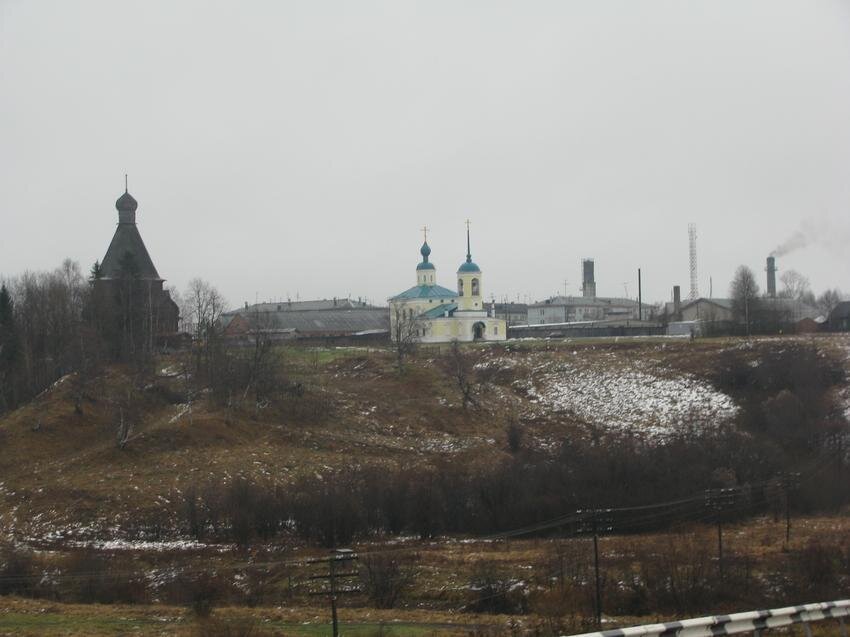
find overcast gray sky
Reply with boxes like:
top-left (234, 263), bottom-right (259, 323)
top-left (2, 0), bottom-right (850, 308)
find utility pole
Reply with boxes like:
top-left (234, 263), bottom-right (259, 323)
top-left (783, 473), bottom-right (800, 545)
top-left (637, 268), bottom-right (642, 321)
top-left (581, 509), bottom-right (613, 629)
top-left (308, 549), bottom-right (360, 637)
top-left (705, 488), bottom-right (735, 582)
top-left (592, 511), bottom-right (601, 628)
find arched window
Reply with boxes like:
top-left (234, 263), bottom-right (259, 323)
top-left (471, 278), bottom-right (480, 296)
top-left (458, 279), bottom-right (464, 296)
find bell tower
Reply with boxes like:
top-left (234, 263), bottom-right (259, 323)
top-left (456, 220), bottom-right (482, 311)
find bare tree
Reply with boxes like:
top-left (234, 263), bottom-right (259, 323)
top-left (165, 285), bottom-right (186, 332)
top-left (778, 270), bottom-right (813, 302)
top-left (730, 265), bottom-right (760, 336)
top-left (242, 307), bottom-right (282, 413)
top-left (1, 260), bottom-right (91, 411)
top-left (439, 339), bottom-right (479, 409)
top-left (390, 306), bottom-right (422, 371)
top-left (816, 288), bottom-right (843, 317)
top-left (183, 278), bottom-right (226, 342)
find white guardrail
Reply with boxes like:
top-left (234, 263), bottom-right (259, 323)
top-left (567, 600), bottom-right (850, 637)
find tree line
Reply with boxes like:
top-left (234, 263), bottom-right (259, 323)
top-left (0, 257), bottom-right (235, 415)
top-left (729, 264), bottom-right (843, 335)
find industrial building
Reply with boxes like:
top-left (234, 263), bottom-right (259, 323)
top-left (492, 302), bottom-right (529, 326)
top-left (828, 302), bottom-right (850, 331)
top-left (220, 297), bottom-right (388, 342)
top-left (526, 259), bottom-right (639, 325)
top-left (664, 260), bottom-right (822, 336)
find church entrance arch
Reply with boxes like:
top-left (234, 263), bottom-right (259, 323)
top-left (473, 322), bottom-right (486, 340)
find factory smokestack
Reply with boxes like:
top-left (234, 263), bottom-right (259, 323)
top-left (673, 285), bottom-right (681, 320)
top-left (766, 256), bottom-right (777, 298)
top-left (582, 259), bottom-right (596, 298)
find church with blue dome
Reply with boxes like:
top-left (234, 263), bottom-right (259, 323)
top-left (389, 224), bottom-right (507, 343)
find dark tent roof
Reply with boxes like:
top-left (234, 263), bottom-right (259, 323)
top-left (100, 223), bottom-right (162, 280)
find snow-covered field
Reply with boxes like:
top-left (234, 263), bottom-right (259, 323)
top-left (527, 361), bottom-right (739, 439)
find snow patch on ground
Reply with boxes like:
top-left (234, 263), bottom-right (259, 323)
top-left (169, 403), bottom-right (191, 424)
top-left (531, 361), bottom-right (738, 439)
top-left (68, 538), bottom-right (229, 552)
top-left (419, 436), bottom-right (472, 453)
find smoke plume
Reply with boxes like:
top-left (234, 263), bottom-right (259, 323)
top-left (771, 219), bottom-right (850, 258)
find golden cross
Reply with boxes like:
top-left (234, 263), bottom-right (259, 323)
top-left (421, 225), bottom-right (428, 242)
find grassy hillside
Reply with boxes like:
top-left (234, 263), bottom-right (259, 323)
top-left (1, 334), bottom-right (849, 635)
top-left (0, 335), bottom-right (848, 544)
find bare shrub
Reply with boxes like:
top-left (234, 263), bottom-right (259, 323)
top-left (59, 551), bottom-right (147, 604)
top-left (767, 540), bottom-right (848, 602)
top-left (359, 553), bottom-right (415, 609)
top-left (633, 533), bottom-right (716, 615)
top-left (240, 566), bottom-right (284, 607)
top-left (0, 548), bottom-right (39, 597)
top-left (290, 472), bottom-right (364, 547)
top-left (762, 390), bottom-right (806, 438)
top-left (439, 340), bottom-right (479, 409)
top-left (166, 572), bottom-right (231, 618)
top-left (467, 560), bottom-right (528, 615)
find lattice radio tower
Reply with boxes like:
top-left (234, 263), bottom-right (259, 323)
top-left (688, 223), bottom-right (699, 300)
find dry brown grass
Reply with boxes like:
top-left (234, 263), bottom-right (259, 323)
top-left (1, 335), bottom-right (848, 557)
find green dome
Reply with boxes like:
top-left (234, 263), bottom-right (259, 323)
top-left (417, 241), bottom-right (435, 270)
top-left (458, 224), bottom-right (480, 273)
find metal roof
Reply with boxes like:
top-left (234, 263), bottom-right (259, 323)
top-left (222, 307), bottom-right (389, 334)
top-left (679, 297), bottom-right (734, 311)
top-left (389, 284), bottom-right (456, 301)
top-left (530, 296), bottom-right (637, 308)
top-left (422, 303), bottom-right (458, 319)
top-left (239, 299), bottom-right (373, 312)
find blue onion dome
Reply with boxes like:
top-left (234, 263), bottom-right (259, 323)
top-left (116, 191), bottom-right (138, 213)
top-left (417, 241), bottom-right (436, 270)
top-left (459, 224), bottom-right (481, 272)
